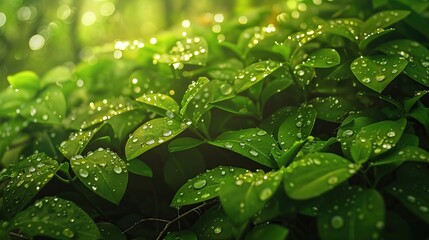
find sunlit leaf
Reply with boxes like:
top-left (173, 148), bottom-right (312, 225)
top-left (9, 197), bottom-right (101, 239)
top-left (212, 96), bottom-right (258, 116)
top-left (171, 166), bottom-right (247, 207)
top-left (155, 36), bottom-right (208, 66)
top-left (136, 93), bottom-right (180, 115)
top-left (168, 137), bottom-right (205, 153)
top-left (192, 208), bottom-right (235, 239)
top-left (301, 48), bottom-right (340, 68)
top-left (127, 159), bottom-right (153, 177)
top-left (0, 153), bottom-right (59, 219)
top-left (234, 60), bottom-right (281, 93)
top-left (70, 148), bottom-right (128, 204)
top-left (359, 28), bottom-right (395, 50)
top-left (209, 128), bottom-right (278, 168)
top-left (350, 55), bottom-right (408, 93)
top-left (283, 152), bottom-right (359, 200)
top-left (318, 187), bottom-right (385, 240)
top-left (7, 71), bottom-right (40, 91)
top-left (362, 10), bottom-right (410, 34)
top-left (125, 117), bottom-right (189, 159)
top-left (219, 170), bottom-right (283, 224)
top-left (180, 77), bottom-right (210, 115)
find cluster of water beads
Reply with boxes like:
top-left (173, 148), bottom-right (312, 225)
top-left (70, 148), bottom-right (127, 192)
top-left (234, 60), bottom-right (281, 92)
top-left (153, 37), bottom-right (207, 67)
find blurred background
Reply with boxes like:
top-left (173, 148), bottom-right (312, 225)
top-left (0, 0), bottom-right (293, 88)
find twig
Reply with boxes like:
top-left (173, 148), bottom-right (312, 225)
top-left (9, 232), bottom-right (31, 240)
top-left (122, 218), bottom-right (170, 234)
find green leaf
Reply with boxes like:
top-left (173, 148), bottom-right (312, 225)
top-left (155, 36), bottom-right (208, 66)
top-left (301, 48), bottom-right (340, 68)
top-left (371, 146), bottom-right (429, 166)
top-left (106, 109), bottom-right (147, 142)
top-left (283, 152), bottom-right (359, 200)
top-left (213, 96), bottom-right (258, 116)
top-left (403, 90), bottom-right (428, 112)
top-left (350, 138), bottom-right (372, 164)
top-left (59, 124), bottom-right (106, 160)
top-left (278, 106), bottom-right (316, 150)
top-left (260, 71), bottom-right (293, 107)
top-left (311, 96), bottom-right (357, 123)
top-left (354, 118), bottom-right (406, 158)
top-left (163, 149), bottom-right (206, 190)
top-left (0, 87), bottom-right (35, 117)
top-left (245, 224), bottom-right (289, 240)
top-left (350, 55), bottom-right (408, 93)
top-left (9, 197), bottom-right (101, 239)
top-left (386, 165), bottom-right (429, 224)
top-left (324, 18), bottom-right (362, 42)
top-left (362, 10), bottom-right (410, 33)
top-left (20, 85), bottom-right (67, 124)
top-left (41, 66), bottom-right (72, 86)
top-left (234, 60), bottom-right (281, 93)
top-left (171, 166), bottom-right (247, 207)
top-left (136, 93), bottom-right (180, 116)
top-left (127, 159), bottom-right (153, 177)
top-left (219, 170), bottom-right (283, 224)
top-left (68, 97), bottom-right (141, 129)
top-left (292, 65), bottom-right (316, 90)
top-left (408, 106), bottom-right (429, 136)
top-left (208, 59), bottom-right (243, 82)
top-left (192, 208), bottom-right (235, 239)
top-left (0, 118), bottom-right (27, 160)
top-left (378, 39), bottom-right (429, 86)
top-left (125, 117), bottom-right (189, 159)
top-left (180, 77), bottom-right (210, 115)
top-left (97, 222), bottom-right (126, 240)
top-left (318, 187), bottom-right (385, 240)
top-left (7, 71), bottom-right (41, 91)
top-left (359, 28), bottom-right (394, 50)
top-left (168, 137), bottom-right (205, 152)
top-left (0, 153), bottom-right (59, 219)
top-left (209, 128), bottom-right (278, 169)
top-left (70, 148), bottom-right (128, 204)
top-left (164, 230), bottom-right (197, 240)
top-left (271, 139), bottom-right (308, 167)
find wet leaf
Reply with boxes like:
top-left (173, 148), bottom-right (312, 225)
top-left (168, 137), bottom-right (205, 153)
top-left (350, 138), bottom-right (372, 164)
top-left (283, 152), bottom-right (359, 200)
top-left (234, 60), bottom-right (281, 93)
top-left (41, 66), bottom-right (72, 86)
top-left (362, 10), bottom-right (410, 34)
top-left (9, 197), bottom-right (101, 239)
top-left (180, 77), bottom-right (210, 115)
top-left (209, 128), bottom-right (278, 169)
top-left (97, 222), bottom-right (126, 240)
top-left (371, 146), bottom-right (429, 166)
top-left (155, 36), bottom-right (208, 66)
top-left (260, 71), bottom-right (293, 107)
top-left (219, 170), bottom-right (283, 224)
top-left (0, 153), bottom-right (59, 219)
top-left (301, 48), bottom-right (340, 68)
top-left (192, 208), bottom-right (235, 239)
top-left (69, 148), bottom-right (128, 205)
top-left (164, 230), bottom-right (197, 240)
top-left (311, 96), bottom-right (356, 123)
top-left (125, 117), bottom-right (189, 159)
top-left (213, 96), bottom-right (258, 116)
top-left (271, 139), bottom-right (308, 167)
top-left (136, 93), bottom-right (180, 116)
top-left (350, 55), bottom-right (408, 93)
top-left (403, 90), bottom-right (429, 112)
top-left (0, 118), bottom-right (27, 160)
top-left (171, 166), bottom-right (247, 207)
top-left (293, 65), bottom-right (316, 90)
top-left (354, 118), bottom-right (406, 158)
top-left (378, 39), bottom-right (429, 86)
top-left (278, 106), bottom-right (316, 150)
top-left (318, 187), bottom-right (385, 240)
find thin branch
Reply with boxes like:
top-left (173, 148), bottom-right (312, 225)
top-left (9, 232), bottom-right (31, 240)
top-left (122, 218), bottom-right (170, 234)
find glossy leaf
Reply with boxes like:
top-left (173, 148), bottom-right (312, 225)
top-left (59, 124), bottom-right (104, 160)
top-left (192, 208), bottom-right (235, 239)
top-left (378, 39), bottom-right (429, 86)
top-left (68, 97), bottom-right (141, 129)
top-left (278, 106), bottom-right (316, 150)
top-left (318, 187), bottom-right (385, 240)
top-left (136, 93), bottom-right (180, 115)
top-left (292, 65), bottom-right (316, 89)
top-left (127, 159), bottom-right (153, 177)
top-left (97, 222), bottom-right (126, 240)
top-left (350, 55), bottom-right (408, 93)
top-left (126, 117), bottom-right (189, 159)
top-left (408, 106), bottom-right (429, 136)
top-left (213, 96), bottom-right (258, 116)
top-left (70, 148), bottom-right (128, 204)
top-left (354, 118), bottom-right (406, 158)
top-left (164, 230), bottom-right (197, 240)
top-left (362, 10), bottom-right (410, 33)
top-left (154, 36), bottom-right (208, 66)
top-left (359, 28), bottom-right (395, 50)
top-left (371, 146), bottom-right (429, 166)
top-left (325, 18), bottom-right (362, 42)
top-left (0, 153), bottom-right (59, 219)
top-left (260, 72), bottom-right (293, 107)
top-left (9, 197), bottom-right (101, 239)
top-left (41, 66), bottom-right (72, 86)
top-left (209, 128), bottom-right (278, 168)
top-left (271, 139), bottom-right (308, 167)
top-left (20, 85), bottom-right (66, 124)
top-left (7, 71), bottom-right (40, 91)
top-left (171, 166), bottom-right (247, 207)
top-left (245, 224), bottom-right (289, 240)
top-left (234, 60), bottom-right (281, 93)
top-left (311, 96), bottom-right (356, 123)
top-left (168, 137), bottom-right (205, 152)
top-left (403, 90), bottom-right (428, 112)
top-left (350, 138), bottom-right (372, 164)
top-left (180, 77), bottom-right (210, 115)
top-left (283, 152), bottom-right (359, 200)
top-left (0, 118), bottom-right (27, 160)
top-left (219, 170), bottom-right (283, 224)
top-left (301, 48), bottom-right (340, 68)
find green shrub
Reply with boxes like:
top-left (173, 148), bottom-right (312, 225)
top-left (1, 0), bottom-right (429, 239)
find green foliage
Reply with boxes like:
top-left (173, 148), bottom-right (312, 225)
top-left (0, 0), bottom-right (428, 239)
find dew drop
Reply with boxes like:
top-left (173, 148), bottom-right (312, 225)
top-left (78, 169), bottom-right (89, 178)
top-left (331, 215), bottom-right (344, 229)
top-left (193, 179), bottom-right (207, 189)
top-left (225, 142), bottom-right (233, 149)
top-left (341, 130), bottom-right (354, 138)
top-left (419, 206), bottom-right (429, 213)
top-left (259, 188), bottom-right (273, 201)
top-left (220, 84), bottom-right (233, 95)
top-left (327, 176), bottom-right (338, 185)
top-left (256, 129), bottom-right (267, 136)
top-left (375, 75), bottom-right (385, 82)
top-left (113, 166), bottom-right (122, 174)
top-left (249, 149), bottom-right (259, 156)
top-left (62, 228), bottom-right (75, 238)
top-left (213, 227), bottom-right (222, 234)
top-left (386, 131), bottom-right (396, 138)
